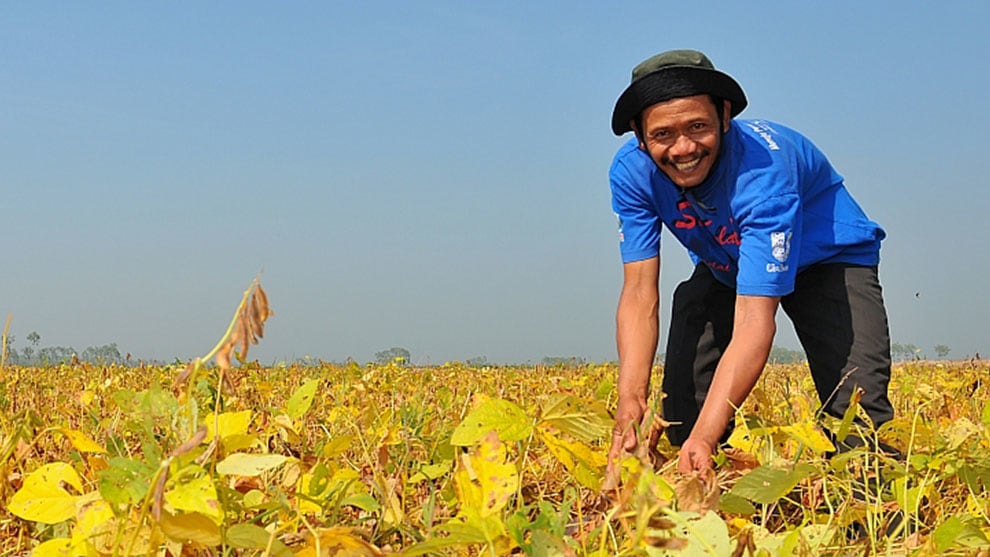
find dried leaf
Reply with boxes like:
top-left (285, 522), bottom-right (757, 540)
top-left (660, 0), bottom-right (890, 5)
top-left (173, 361), bottom-right (196, 389)
top-left (722, 448), bottom-right (760, 473)
top-left (151, 466), bottom-right (169, 521)
top-left (235, 314), bottom-right (250, 360)
top-left (170, 426), bottom-right (208, 458)
top-left (216, 342), bottom-right (233, 371)
top-left (674, 472), bottom-right (720, 514)
top-left (254, 284), bottom-right (271, 319)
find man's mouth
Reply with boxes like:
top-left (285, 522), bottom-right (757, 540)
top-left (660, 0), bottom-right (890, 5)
top-left (670, 157), bottom-right (703, 173)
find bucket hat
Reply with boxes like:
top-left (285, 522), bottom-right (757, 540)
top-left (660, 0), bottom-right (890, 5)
top-left (611, 49), bottom-right (747, 136)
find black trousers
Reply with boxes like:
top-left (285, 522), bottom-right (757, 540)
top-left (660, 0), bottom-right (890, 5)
top-left (661, 263), bottom-right (895, 446)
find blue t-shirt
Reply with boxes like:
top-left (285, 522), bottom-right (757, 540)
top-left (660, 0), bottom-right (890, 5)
top-left (609, 119), bottom-right (885, 296)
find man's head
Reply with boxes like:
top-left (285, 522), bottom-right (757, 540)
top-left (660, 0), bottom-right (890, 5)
top-left (611, 50), bottom-right (746, 188)
top-left (635, 94), bottom-right (729, 188)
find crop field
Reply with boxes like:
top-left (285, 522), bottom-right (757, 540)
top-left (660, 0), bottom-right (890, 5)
top-left (1, 355), bottom-right (989, 556)
top-left (2, 283), bottom-right (989, 556)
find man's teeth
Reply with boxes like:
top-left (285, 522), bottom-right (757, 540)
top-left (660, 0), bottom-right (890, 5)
top-left (673, 158), bottom-right (701, 172)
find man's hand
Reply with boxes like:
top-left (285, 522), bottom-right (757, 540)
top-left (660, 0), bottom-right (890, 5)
top-left (677, 436), bottom-right (716, 474)
top-left (604, 397), bottom-right (646, 488)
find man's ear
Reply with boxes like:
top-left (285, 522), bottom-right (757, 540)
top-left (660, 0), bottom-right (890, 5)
top-left (722, 100), bottom-right (732, 133)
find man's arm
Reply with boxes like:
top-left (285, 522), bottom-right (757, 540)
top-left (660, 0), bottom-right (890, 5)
top-left (607, 256), bottom-right (660, 475)
top-left (678, 294), bottom-right (779, 473)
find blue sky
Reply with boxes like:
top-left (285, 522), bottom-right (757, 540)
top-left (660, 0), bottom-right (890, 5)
top-left (3, 2), bottom-right (988, 364)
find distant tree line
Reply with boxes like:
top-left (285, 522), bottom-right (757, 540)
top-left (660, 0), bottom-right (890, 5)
top-left (2, 332), bottom-right (124, 366)
top-left (891, 341), bottom-right (952, 361)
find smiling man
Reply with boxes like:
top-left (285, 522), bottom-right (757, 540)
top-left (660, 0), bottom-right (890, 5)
top-left (605, 49), bottom-right (895, 475)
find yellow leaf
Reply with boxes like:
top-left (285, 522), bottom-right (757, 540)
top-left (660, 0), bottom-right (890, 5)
top-left (59, 427), bottom-right (106, 454)
top-left (780, 421), bottom-right (835, 453)
top-left (322, 434), bottom-right (354, 458)
top-left (216, 453), bottom-right (287, 476)
top-left (454, 431), bottom-right (518, 520)
top-left (72, 492), bottom-right (115, 549)
top-left (204, 410), bottom-right (253, 443)
top-left (8, 463), bottom-right (83, 524)
top-left (159, 511), bottom-right (223, 546)
top-left (164, 474), bottom-right (223, 524)
top-left (78, 390), bottom-right (95, 407)
top-left (28, 538), bottom-right (73, 557)
top-left (273, 414), bottom-right (301, 444)
top-left (220, 433), bottom-right (261, 453)
top-left (727, 415), bottom-right (754, 453)
top-left (88, 519), bottom-right (153, 554)
top-left (294, 527), bottom-right (383, 557)
top-left (538, 430), bottom-right (606, 490)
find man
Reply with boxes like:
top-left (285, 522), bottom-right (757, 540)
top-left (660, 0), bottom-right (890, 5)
top-left (605, 49), bottom-right (895, 476)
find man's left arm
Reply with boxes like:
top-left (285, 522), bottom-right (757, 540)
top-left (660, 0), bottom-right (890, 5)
top-left (678, 294), bottom-right (779, 473)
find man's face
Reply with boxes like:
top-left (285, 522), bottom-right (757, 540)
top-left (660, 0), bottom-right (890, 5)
top-left (636, 94), bottom-right (730, 188)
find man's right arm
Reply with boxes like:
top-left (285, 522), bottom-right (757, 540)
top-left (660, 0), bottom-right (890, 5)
top-left (607, 255), bottom-right (660, 470)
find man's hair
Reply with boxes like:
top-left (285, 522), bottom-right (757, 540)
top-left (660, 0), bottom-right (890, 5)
top-left (632, 95), bottom-right (728, 144)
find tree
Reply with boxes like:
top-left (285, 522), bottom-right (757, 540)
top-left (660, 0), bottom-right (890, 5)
top-left (37, 345), bottom-right (76, 365)
top-left (465, 356), bottom-right (489, 366)
top-left (934, 344), bottom-right (951, 359)
top-left (891, 341), bottom-right (921, 361)
top-left (375, 347), bottom-right (410, 365)
top-left (540, 356), bottom-right (586, 367)
top-left (768, 345), bottom-right (806, 364)
top-left (81, 343), bottom-right (122, 365)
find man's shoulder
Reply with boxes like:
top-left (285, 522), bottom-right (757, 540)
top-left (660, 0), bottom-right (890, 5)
top-left (612, 137), bottom-right (645, 161)
top-left (731, 119), bottom-right (817, 153)
top-left (610, 137), bottom-right (653, 176)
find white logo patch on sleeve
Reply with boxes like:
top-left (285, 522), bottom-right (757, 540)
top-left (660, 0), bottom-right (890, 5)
top-left (767, 231), bottom-right (792, 273)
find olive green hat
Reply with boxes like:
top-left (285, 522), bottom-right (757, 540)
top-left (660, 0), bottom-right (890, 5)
top-left (611, 49), bottom-right (747, 135)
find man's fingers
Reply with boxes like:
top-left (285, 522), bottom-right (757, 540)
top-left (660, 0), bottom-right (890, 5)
top-left (622, 428), bottom-right (638, 450)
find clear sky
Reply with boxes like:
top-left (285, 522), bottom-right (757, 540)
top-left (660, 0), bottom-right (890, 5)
top-left (3, 2), bottom-right (988, 364)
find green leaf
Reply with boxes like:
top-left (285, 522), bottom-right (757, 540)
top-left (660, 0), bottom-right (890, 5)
top-left (652, 511), bottom-right (732, 557)
top-left (97, 457), bottom-right (156, 506)
top-left (225, 523), bottom-right (294, 556)
top-left (530, 530), bottom-right (570, 557)
top-left (342, 493), bottom-right (382, 513)
top-left (8, 463), bottom-right (83, 524)
top-left (729, 464), bottom-right (816, 505)
top-left (409, 461), bottom-right (453, 483)
top-left (538, 394), bottom-right (612, 442)
top-left (285, 378), bottom-right (321, 420)
top-left (450, 396), bottom-right (533, 446)
top-left (216, 453), bottom-right (287, 476)
top-left (718, 492), bottom-right (757, 515)
top-left (401, 520), bottom-right (488, 556)
top-left (891, 477), bottom-right (924, 516)
top-left (934, 516), bottom-right (989, 552)
top-left (834, 388), bottom-right (862, 443)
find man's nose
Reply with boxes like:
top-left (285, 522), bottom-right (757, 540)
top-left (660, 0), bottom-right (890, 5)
top-left (669, 134), bottom-right (696, 157)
